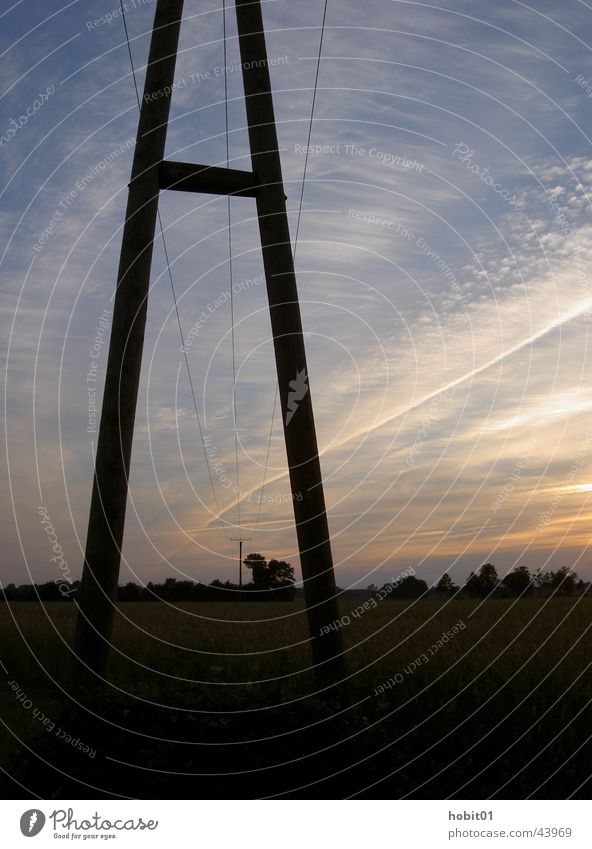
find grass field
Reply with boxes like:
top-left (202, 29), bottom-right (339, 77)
top-left (1, 598), bottom-right (591, 799)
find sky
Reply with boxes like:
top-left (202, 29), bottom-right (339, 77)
top-left (2, 0), bottom-right (592, 592)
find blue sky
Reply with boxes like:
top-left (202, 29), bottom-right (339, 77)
top-left (2, 0), bottom-right (592, 591)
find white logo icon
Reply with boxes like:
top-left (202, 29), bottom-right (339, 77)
top-left (286, 369), bottom-right (308, 425)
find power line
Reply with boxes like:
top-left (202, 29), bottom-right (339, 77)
top-left (293, 0), bottom-right (329, 257)
top-left (255, 387), bottom-right (278, 530)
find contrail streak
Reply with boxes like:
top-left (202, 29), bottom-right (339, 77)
top-left (207, 296), bottom-right (592, 526)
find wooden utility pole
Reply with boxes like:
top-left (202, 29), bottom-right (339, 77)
top-left (74, 0), bottom-right (345, 685)
top-left (230, 536), bottom-right (251, 587)
top-left (235, 0), bottom-right (345, 681)
top-left (74, 0), bottom-right (185, 675)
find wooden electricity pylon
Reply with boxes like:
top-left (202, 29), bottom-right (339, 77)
top-left (230, 537), bottom-right (251, 587)
top-left (74, 0), bottom-right (345, 685)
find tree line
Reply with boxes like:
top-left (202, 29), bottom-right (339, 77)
top-left (370, 563), bottom-right (588, 599)
top-left (1, 553), bottom-right (297, 603)
top-left (1, 557), bottom-right (588, 603)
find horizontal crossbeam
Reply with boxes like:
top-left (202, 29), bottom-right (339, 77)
top-left (159, 160), bottom-right (259, 197)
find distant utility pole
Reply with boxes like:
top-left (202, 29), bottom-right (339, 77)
top-left (230, 537), bottom-right (251, 587)
top-left (74, 0), bottom-right (346, 687)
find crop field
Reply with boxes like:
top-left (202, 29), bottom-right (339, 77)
top-left (0, 598), bottom-right (591, 799)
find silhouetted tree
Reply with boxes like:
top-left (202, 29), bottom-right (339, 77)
top-left (243, 553), bottom-right (296, 599)
top-left (480, 563), bottom-right (498, 592)
top-left (464, 563), bottom-right (499, 597)
top-left (209, 579), bottom-right (240, 600)
top-left (434, 573), bottom-right (458, 597)
top-left (267, 559), bottom-right (294, 586)
top-left (502, 565), bottom-right (534, 596)
top-left (37, 582), bottom-right (62, 601)
top-left (464, 571), bottom-right (480, 597)
top-left (118, 581), bottom-right (144, 601)
top-left (539, 566), bottom-right (578, 595)
top-left (390, 575), bottom-right (428, 598)
top-left (16, 584), bottom-right (38, 601)
top-left (267, 559), bottom-right (296, 600)
top-left (243, 553), bottom-right (268, 588)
